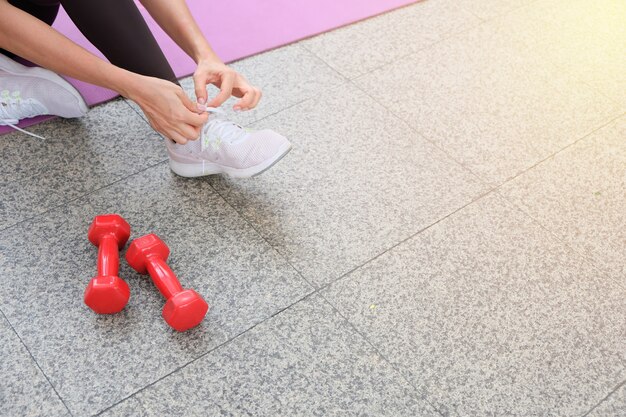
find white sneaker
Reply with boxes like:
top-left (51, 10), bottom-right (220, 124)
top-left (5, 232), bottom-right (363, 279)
top-left (167, 108), bottom-right (292, 178)
top-left (0, 53), bottom-right (88, 138)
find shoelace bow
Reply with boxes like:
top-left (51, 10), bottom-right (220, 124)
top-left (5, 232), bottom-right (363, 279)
top-left (200, 107), bottom-right (247, 146)
top-left (0, 90), bottom-right (45, 139)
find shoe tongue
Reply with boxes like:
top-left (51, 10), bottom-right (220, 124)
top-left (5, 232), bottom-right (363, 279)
top-left (200, 112), bottom-right (248, 151)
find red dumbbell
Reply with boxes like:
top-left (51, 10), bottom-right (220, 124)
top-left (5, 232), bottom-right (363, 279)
top-left (84, 214), bottom-right (131, 314)
top-left (125, 234), bottom-right (208, 332)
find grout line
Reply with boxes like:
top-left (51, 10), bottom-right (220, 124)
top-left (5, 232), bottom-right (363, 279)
top-left (459, 0), bottom-right (544, 23)
top-left (0, 308), bottom-right (74, 417)
top-left (317, 292), bottom-right (449, 417)
top-left (493, 179), bottom-right (626, 305)
top-left (347, 75), bottom-right (491, 189)
top-left (299, 0), bottom-right (497, 82)
top-left (243, 97), bottom-right (313, 128)
top-left (581, 378), bottom-right (626, 417)
top-left (204, 183), bottom-right (318, 290)
top-left (93, 290), bottom-right (318, 416)
top-left (319, 186), bottom-right (496, 290)
top-left (122, 98), bottom-right (148, 122)
top-left (491, 111), bottom-right (625, 189)
top-left (0, 159), bottom-right (169, 235)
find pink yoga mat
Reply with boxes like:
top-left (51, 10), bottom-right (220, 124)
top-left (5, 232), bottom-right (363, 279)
top-left (2, 0), bottom-right (419, 134)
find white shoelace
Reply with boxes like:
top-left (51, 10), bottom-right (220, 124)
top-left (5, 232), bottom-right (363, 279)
top-left (201, 107), bottom-right (247, 146)
top-left (0, 90), bottom-right (46, 139)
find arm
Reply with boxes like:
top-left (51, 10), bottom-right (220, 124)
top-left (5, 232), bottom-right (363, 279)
top-left (139, 0), bottom-right (262, 110)
top-left (0, 0), bottom-right (207, 144)
top-left (137, 0), bottom-right (217, 64)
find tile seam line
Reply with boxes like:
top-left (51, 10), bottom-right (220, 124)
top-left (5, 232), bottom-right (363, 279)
top-left (347, 76), bottom-right (491, 189)
top-left (494, 185), bottom-right (626, 310)
top-left (320, 187), bottom-right (496, 290)
top-left (491, 111), bottom-right (626, 190)
top-left (205, 126), bottom-right (494, 291)
top-left (205, 183), bottom-right (318, 291)
top-left (93, 290), bottom-right (318, 417)
top-left (460, 0), bottom-right (543, 23)
top-left (494, 187), bottom-right (626, 416)
top-left (0, 308), bottom-right (74, 417)
top-left (0, 96), bottom-right (317, 235)
top-left (0, 99), bottom-right (154, 188)
top-left (336, 0), bottom-right (552, 82)
top-left (301, 0), bottom-right (553, 80)
top-left (304, 15), bottom-right (488, 82)
top-left (316, 292), bottom-right (449, 417)
top-left (581, 378), bottom-right (626, 417)
top-left (350, 57), bottom-right (625, 197)
top-left (0, 158), bottom-right (170, 234)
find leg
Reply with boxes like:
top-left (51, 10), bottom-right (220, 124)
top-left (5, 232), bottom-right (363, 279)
top-left (60, 0), bottom-right (178, 83)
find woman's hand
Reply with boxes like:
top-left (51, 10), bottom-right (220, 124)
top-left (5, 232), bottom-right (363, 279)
top-left (193, 57), bottom-right (262, 111)
top-left (126, 75), bottom-right (208, 144)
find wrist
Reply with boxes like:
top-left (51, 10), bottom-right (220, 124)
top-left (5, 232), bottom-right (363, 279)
top-left (193, 46), bottom-right (220, 64)
top-left (109, 68), bottom-right (143, 100)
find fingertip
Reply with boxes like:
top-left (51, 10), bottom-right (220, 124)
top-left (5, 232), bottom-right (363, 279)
top-left (207, 99), bottom-right (223, 108)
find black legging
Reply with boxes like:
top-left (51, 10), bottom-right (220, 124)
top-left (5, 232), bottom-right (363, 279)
top-left (2, 0), bottom-right (178, 83)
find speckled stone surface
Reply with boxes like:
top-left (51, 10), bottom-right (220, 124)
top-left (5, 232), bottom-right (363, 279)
top-left (323, 192), bottom-right (626, 416)
top-left (0, 314), bottom-right (69, 417)
top-left (587, 384), bottom-right (626, 417)
top-left (207, 83), bottom-right (488, 287)
top-left (499, 116), bottom-right (626, 285)
top-left (300, 0), bottom-right (479, 79)
top-left (127, 43), bottom-right (346, 128)
top-left (101, 295), bottom-right (439, 417)
top-left (0, 163), bottom-right (312, 416)
top-left (497, 0), bottom-right (626, 108)
top-left (354, 19), bottom-right (623, 186)
top-left (455, 0), bottom-right (536, 20)
top-left (0, 99), bottom-right (167, 230)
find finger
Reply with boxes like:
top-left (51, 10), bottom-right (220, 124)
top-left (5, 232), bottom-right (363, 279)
top-left (178, 90), bottom-right (200, 113)
top-left (207, 72), bottom-right (234, 108)
top-left (193, 73), bottom-right (208, 106)
top-left (175, 123), bottom-right (202, 142)
top-left (182, 109), bottom-right (209, 128)
top-left (176, 91), bottom-right (209, 126)
top-left (234, 88), bottom-right (256, 111)
top-left (233, 89), bottom-right (254, 110)
top-left (250, 88), bottom-right (262, 109)
top-left (169, 130), bottom-right (188, 145)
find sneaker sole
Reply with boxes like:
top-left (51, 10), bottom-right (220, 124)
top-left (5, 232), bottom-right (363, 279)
top-left (0, 54), bottom-right (89, 115)
top-left (169, 142), bottom-right (292, 179)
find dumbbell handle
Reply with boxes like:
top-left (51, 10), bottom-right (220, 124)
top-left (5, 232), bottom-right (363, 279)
top-left (97, 234), bottom-right (120, 277)
top-left (144, 255), bottom-right (184, 300)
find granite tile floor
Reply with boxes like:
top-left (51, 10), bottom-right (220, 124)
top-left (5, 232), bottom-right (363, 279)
top-left (1, 0), bottom-right (625, 416)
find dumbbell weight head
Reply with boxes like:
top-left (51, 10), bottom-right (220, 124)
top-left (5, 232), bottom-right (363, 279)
top-left (84, 215), bottom-right (131, 314)
top-left (163, 289), bottom-right (209, 332)
top-left (84, 277), bottom-right (130, 314)
top-left (125, 233), bottom-right (170, 274)
top-left (87, 215), bottom-right (131, 248)
top-left (126, 234), bottom-right (208, 332)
